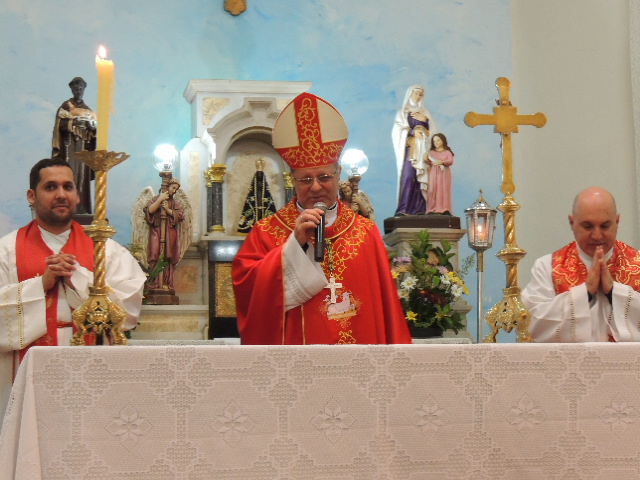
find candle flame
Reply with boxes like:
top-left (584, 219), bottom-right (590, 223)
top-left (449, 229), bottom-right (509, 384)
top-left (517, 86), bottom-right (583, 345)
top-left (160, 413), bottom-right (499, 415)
top-left (97, 45), bottom-right (108, 60)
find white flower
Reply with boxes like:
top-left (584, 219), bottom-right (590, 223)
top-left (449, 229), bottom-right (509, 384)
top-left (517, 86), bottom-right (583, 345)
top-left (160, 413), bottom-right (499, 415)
top-left (439, 274), bottom-right (451, 286)
top-left (451, 284), bottom-right (463, 298)
top-left (397, 288), bottom-right (410, 300)
top-left (401, 275), bottom-right (418, 289)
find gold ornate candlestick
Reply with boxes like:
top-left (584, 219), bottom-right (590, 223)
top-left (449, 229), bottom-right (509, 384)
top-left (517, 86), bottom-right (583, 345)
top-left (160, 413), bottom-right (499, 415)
top-left (483, 194), bottom-right (532, 342)
top-left (464, 77), bottom-right (546, 343)
top-left (70, 150), bottom-right (130, 346)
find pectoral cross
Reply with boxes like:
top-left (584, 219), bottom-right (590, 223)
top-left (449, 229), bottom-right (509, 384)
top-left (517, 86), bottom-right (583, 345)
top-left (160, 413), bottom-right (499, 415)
top-left (464, 77), bottom-right (546, 195)
top-left (324, 277), bottom-right (343, 304)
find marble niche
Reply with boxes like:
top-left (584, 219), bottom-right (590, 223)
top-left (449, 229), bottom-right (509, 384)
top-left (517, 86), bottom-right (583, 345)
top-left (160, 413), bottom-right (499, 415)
top-left (134, 79), bottom-right (310, 341)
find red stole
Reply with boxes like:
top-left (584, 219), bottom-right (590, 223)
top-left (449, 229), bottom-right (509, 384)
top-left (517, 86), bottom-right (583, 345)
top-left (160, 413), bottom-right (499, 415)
top-left (16, 220), bottom-right (94, 359)
top-left (552, 241), bottom-right (640, 294)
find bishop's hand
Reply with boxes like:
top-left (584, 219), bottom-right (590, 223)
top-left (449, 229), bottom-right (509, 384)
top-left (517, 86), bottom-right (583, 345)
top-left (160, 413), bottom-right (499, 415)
top-left (294, 207), bottom-right (324, 247)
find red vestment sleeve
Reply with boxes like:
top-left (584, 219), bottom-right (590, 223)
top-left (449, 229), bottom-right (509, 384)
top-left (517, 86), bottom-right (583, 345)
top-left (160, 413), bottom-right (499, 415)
top-left (232, 225), bottom-right (286, 345)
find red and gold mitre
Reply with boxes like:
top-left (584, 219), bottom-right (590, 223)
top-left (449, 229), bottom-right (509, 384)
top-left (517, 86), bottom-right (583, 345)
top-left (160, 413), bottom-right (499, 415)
top-left (272, 92), bottom-right (349, 170)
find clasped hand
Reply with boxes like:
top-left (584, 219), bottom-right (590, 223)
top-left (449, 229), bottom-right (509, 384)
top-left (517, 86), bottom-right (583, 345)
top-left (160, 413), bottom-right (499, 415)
top-left (42, 253), bottom-right (77, 292)
top-left (585, 246), bottom-right (613, 296)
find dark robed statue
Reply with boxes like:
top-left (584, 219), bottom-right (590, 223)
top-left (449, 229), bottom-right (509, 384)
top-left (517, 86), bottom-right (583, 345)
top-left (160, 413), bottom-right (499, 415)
top-left (52, 77), bottom-right (97, 215)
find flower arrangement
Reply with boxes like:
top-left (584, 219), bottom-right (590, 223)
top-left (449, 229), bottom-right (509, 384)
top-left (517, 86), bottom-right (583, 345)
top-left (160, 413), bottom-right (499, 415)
top-left (391, 230), bottom-right (473, 334)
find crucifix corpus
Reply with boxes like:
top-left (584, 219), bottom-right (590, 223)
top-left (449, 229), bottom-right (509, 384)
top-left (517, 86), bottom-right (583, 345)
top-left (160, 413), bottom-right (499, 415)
top-left (464, 76), bottom-right (547, 343)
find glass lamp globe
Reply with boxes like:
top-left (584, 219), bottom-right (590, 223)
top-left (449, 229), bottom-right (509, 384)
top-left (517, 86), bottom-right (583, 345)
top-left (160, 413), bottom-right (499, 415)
top-left (152, 144), bottom-right (179, 172)
top-left (340, 148), bottom-right (369, 177)
top-left (465, 190), bottom-right (497, 252)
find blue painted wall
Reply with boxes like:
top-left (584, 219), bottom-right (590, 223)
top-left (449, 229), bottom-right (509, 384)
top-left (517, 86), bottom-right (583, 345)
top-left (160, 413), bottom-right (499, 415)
top-left (0, 0), bottom-right (513, 340)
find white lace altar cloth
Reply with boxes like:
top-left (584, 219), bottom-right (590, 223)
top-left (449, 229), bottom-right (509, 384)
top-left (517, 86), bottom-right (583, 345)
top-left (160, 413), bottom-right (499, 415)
top-left (2, 343), bottom-right (640, 479)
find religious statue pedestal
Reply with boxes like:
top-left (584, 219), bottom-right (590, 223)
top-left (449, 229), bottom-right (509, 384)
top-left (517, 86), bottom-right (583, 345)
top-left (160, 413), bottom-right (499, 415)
top-left (207, 237), bottom-right (244, 338)
top-left (384, 214), bottom-right (461, 234)
top-left (132, 246), bottom-right (210, 341)
top-left (383, 216), bottom-right (472, 341)
top-left (144, 288), bottom-right (180, 305)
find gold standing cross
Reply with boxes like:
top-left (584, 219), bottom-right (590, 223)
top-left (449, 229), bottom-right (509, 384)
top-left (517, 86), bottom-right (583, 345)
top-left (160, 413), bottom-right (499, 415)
top-left (464, 77), bottom-right (547, 343)
top-left (465, 77), bottom-right (546, 196)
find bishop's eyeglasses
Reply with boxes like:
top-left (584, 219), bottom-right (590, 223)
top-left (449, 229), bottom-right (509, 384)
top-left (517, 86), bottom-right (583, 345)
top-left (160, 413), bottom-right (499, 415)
top-left (292, 170), bottom-right (339, 187)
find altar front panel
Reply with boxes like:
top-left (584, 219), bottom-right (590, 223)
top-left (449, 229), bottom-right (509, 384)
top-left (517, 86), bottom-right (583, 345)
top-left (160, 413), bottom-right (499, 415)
top-left (2, 344), bottom-right (640, 479)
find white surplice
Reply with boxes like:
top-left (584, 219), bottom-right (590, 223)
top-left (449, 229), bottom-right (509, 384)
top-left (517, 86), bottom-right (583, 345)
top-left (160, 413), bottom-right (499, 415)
top-left (0, 226), bottom-right (146, 418)
top-left (522, 246), bottom-right (640, 343)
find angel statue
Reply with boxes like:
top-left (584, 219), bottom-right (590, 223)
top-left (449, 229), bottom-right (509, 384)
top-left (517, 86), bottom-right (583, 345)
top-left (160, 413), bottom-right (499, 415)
top-left (132, 177), bottom-right (192, 304)
top-left (339, 180), bottom-right (376, 223)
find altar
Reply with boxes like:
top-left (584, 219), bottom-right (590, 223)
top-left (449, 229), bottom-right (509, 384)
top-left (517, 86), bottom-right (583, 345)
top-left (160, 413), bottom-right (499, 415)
top-left (3, 343), bottom-right (640, 479)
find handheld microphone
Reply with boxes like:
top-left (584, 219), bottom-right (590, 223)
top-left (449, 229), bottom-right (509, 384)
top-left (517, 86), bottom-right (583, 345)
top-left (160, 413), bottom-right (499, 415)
top-left (314, 202), bottom-right (328, 262)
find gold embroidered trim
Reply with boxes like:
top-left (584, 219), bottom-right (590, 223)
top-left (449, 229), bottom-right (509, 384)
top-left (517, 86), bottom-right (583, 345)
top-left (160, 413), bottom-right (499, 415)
top-left (338, 330), bottom-right (356, 344)
top-left (17, 283), bottom-right (24, 349)
top-left (553, 241), bottom-right (640, 293)
top-left (3, 288), bottom-right (13, 349)
top-left (623, 287), bottom-right (633, 339)
top-left (568, 292), bottom-right (576, 343)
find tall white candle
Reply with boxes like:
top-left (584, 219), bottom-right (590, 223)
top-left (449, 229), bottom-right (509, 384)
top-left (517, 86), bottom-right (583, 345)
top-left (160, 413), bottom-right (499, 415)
top-left (95, 45), bottom-right (114, 151)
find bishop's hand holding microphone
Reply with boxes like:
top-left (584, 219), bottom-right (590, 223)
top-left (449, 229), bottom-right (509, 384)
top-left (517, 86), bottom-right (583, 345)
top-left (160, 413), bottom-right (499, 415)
top-left (293, 202), bottom-right (328, 262)
top-left (313, 202), bottom-right (328, 262)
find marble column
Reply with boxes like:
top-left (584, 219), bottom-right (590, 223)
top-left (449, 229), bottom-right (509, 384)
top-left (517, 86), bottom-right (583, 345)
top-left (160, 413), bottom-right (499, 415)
top-left (204, 164), bottom-right (227, 234)
top-left (283, 171), bottom-right (294, 204)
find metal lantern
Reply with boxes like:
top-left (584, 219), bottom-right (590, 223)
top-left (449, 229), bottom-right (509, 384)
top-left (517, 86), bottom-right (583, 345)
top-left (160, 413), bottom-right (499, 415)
top-left (464, 190), bottom-right (497, 343)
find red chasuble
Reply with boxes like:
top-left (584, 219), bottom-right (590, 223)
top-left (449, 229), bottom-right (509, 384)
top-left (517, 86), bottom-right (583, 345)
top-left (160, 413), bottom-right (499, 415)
top-left (16, 220), bottom-right (94, 359)
top-left (552, 240), bottom-right (640, 294)
top-left (232, 199), bottom-right (412, 345)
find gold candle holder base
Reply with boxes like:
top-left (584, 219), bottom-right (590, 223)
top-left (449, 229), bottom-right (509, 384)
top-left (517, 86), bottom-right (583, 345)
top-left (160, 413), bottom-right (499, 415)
top-left (72, 150), bottom-right (130, 346)
top-left (70, 288), bottom-right (127, 345)
top-left (484, 286), bottom-right (532, 343)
